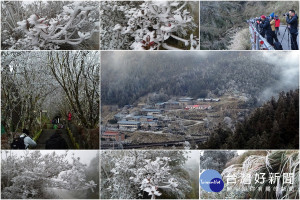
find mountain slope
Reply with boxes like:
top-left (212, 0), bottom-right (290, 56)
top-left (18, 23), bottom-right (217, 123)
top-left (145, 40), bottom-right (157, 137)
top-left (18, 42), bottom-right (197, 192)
top-left (202, 90), bottom-right (299, 149)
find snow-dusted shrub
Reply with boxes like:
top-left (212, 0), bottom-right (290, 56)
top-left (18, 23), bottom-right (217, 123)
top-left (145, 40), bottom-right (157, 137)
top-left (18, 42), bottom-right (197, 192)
top-left (1, 151), bottom-right (97, 199)
top-left (100, 1), bottom-right (199, 50)
top-left (101, 151), bottom-right (193, 199)
top-left (130, 157), bottom-right (179, 199)
top-left (2, 1), bottom-right (99, 50)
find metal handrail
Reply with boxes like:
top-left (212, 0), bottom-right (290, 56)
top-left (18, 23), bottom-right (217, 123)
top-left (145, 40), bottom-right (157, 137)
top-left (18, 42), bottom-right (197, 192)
top-left (248, 19), bottom-right (275, 50)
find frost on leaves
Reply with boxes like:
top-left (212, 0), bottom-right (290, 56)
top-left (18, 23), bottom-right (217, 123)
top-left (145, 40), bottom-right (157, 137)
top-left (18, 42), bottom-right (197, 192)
top-left (2, 1), bottom-right (99, 50)
top-left (100, 151), bottom-right (192, 199)
top-left (100, 1), bottom-right (199, 50)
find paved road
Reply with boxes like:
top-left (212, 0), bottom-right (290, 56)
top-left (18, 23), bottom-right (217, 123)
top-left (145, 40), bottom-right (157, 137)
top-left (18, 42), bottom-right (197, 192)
top-left (277, 25), bottom-right (299, 50)
top-left (101, 137), bottom-right (208, 149)
top-left (183, 119), bottom-right (204, 127)
top-left (36, 129), bottom-right (74, 149)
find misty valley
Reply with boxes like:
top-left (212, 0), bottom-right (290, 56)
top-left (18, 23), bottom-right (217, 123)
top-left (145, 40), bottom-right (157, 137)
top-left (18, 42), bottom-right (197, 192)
top-left (101, 51), bottom-right (299, 150)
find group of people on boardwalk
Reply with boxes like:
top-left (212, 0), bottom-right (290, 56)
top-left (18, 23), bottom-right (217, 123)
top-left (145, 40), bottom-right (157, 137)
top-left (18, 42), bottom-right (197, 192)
top-left (256, 9), bottom-right (298, 50)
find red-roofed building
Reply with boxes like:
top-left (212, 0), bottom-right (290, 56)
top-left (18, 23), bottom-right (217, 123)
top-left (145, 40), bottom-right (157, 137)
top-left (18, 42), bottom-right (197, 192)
top-left (185, 105), bottom-right (212, 110)
top-left (102, 131), bottom-right (125, 141)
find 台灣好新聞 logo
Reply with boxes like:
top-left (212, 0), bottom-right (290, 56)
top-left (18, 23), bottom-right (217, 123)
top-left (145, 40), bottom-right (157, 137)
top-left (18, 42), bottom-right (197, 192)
top-left (200, 169), bottom-right (224, 192)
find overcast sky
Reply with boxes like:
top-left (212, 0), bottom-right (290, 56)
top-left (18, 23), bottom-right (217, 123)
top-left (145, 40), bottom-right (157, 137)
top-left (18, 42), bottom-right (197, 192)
top-left (185, 150), bottom-right (200, 167)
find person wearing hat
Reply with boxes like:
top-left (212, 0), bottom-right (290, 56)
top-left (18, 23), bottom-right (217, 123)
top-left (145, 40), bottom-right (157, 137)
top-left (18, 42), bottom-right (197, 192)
top-left (269, 13), bottom-right (279, 44)
top-left (258, 15), bottom-right (267, 37)
top-left (259, 15), bottom-right (273, 45)
top-left (275, 15), bottom-right (280, 36)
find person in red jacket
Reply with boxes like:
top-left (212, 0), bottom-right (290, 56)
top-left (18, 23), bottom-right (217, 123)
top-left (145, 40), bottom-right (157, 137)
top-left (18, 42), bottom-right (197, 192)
top-left (67, 112), bottom-right (72, 127)
top-left (275, 15), bottom-right (280, 36)
top-left (68, 112), bottom-right (72, 120)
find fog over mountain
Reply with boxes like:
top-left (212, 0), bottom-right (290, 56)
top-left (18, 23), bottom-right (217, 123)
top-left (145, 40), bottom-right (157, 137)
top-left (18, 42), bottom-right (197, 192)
top-left (102, 51), bottom-right (299, 107)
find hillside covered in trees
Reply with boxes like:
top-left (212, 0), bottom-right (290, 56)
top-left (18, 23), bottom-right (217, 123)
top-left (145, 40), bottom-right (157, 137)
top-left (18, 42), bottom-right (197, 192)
top-left (102, 51), bottom-right (298, 108)
top-left (201, 89), bottom-right (299, 149)
top-left (102, 51), bottom-right (298, 149)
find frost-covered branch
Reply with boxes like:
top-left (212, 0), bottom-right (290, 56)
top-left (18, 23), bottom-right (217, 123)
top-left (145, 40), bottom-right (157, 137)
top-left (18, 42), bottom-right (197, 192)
top-left (1, 151), bottom-right (96, 199)
top-left (130, 157), bottom-right (178, 199)
top-left (101, 151), bottom-right (192, 199)
top-left (100, 1), bottom-right (199, 50)
top-left (2, 1), bottom-right (99, 50)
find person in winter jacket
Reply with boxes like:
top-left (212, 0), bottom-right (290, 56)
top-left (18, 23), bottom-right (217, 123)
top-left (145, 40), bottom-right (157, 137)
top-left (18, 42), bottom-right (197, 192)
top-left (257, 16), bottom-right (266, 37)
top-left (66, 111), bottom-right (72, 127)
top-left (275, 15), bottom-right (280, 35)
top-left (286, 10), bottom-right (298, 50)
top-left (259, 15), bottom-right (273, 45)
top-left (269, 13), bottom-right (276, 32)
top-left (20, 129), bottom-right (37, 149)
top-left (269, 14), bottom-right (279, 44)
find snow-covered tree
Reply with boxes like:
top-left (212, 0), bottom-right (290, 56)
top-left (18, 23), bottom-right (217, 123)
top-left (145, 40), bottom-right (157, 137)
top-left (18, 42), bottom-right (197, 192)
top-left (101, 150), bottom-right (193, 199)
top-left (223, 116), bottom-right (233, 129)
top-left (1, 51), bottom-right (58, 133)
top-left (1, 1), bottom-right (99, 50)
top-left (183, 141), bottom-right (191, 150)
top-left (1, 151), bottom-right (97, 199)
top-left (131, 157), bottom-right (178, 199)
top-left (47, 51), bottom-right (100, 129)
top-left (1, 51), bottom-right (99, 148)
top-left (200, 150), bottom-right (237, 172)
top-left (100, 1), bottom-right (199, 50)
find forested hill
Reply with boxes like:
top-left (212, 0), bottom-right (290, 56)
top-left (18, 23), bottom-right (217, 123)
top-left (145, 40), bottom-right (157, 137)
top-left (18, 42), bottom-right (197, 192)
top-left (202, 89), bottom-right (299, 149)
top-left (200, 1), bottom-right (299, 49)
top-left (101, 51), bottom-right (298, 107)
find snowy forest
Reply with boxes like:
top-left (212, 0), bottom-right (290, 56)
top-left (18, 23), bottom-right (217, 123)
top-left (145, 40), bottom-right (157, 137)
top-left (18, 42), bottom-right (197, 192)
top-left (1, 51), bottom-right (100, 149)
top-left (1, 150), bottom-right (99, 199)
top-left (201, 89), bottom-right (299, 149)
top-left (100, 1), bottom-right (199, 50)
top-left (102, 51), bottom-right (299, 106)
top-left (1, 1), bottom-right (99, 50)
top-left (200, 150), bottom-right (299, 199)
top-left (101, 51), bottom-right (298, 149)
top-left (100, 150), bottom-right (199, 199)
